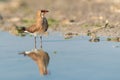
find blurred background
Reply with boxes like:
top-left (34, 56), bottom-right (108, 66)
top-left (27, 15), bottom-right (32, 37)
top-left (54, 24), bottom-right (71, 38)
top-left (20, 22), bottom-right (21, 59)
top-left (0, 0), bottom-right (120, 36)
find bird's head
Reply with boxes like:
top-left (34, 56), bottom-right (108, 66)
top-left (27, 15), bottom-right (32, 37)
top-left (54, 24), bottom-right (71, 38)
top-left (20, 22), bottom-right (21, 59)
top-left (41, 10), bottom-right (49, 13)
top-left (39, 66), bottom-right (49, 76)
top-left (41, 10), bottom-right (49, 17)
top-left (36, 10), bottom-right (49, 19)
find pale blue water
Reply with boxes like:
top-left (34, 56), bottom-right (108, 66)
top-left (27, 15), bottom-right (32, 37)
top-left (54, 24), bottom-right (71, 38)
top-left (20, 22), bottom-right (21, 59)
top-left (0, 31), bottom-right (120, 80)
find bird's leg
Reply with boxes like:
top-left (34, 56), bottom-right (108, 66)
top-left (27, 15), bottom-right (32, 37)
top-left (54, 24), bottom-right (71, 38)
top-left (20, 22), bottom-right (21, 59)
top-left (34, 36), bottom-right (37, 49)
top-left (40, 36), bottom-right (42, 48)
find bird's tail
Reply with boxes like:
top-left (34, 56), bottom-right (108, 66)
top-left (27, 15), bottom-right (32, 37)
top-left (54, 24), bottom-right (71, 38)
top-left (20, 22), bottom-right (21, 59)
top-left (19, 52), bottom-right (27, 56)
top-left (16, 26), bottom-right (26, 33)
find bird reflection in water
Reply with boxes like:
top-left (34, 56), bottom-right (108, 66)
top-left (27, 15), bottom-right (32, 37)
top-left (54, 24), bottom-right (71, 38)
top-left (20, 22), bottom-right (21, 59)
top-left (19, 48), bottom-right (50, 76)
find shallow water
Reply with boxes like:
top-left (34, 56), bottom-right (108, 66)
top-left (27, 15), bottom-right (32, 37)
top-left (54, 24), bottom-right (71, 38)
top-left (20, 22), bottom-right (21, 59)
top-left (0, 31), bottom-right (120, 80)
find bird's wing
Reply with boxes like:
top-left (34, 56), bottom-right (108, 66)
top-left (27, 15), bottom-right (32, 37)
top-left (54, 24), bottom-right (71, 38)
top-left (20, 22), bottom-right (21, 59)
top-left (26, 24), bottom-right (39, 33)
top-left (27, 52), bottom-right (38, 61)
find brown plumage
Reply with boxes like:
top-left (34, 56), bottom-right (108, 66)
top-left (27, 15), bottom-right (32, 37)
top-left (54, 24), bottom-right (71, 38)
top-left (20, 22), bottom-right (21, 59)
top-left (22, 10), bottom-right (49, 48)
top-left (26, 10), bottom-right (49, 34)
top-left (20, 49), bottom-right (50, 75)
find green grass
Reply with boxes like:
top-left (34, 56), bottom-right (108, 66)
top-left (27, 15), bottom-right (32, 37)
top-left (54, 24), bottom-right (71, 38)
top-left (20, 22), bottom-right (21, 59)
top-left (21, 18), bottom-right (59, 27)
top-left (21, 18), bottom-right (35, 26)
top-left (81, 24), bottom-right (89, 27)
top-left (48, 18), bottom-right (59, 27)
top-left (94, 23), bottom-right (102, 27)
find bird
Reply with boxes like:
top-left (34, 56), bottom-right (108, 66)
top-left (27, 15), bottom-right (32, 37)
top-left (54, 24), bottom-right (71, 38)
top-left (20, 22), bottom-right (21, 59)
top-left (19, 49), bottom-right (50, 75)
top-left (18, 10), bottom-right (49, 48)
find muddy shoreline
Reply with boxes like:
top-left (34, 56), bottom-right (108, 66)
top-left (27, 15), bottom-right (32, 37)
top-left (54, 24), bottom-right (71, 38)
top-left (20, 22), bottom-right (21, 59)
top-left (0, 0), bottom-right (120, 38)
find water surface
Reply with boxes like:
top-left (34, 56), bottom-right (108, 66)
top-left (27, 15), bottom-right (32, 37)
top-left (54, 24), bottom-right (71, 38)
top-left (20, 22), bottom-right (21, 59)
top-left (0, 31), bottom-right (120, 80)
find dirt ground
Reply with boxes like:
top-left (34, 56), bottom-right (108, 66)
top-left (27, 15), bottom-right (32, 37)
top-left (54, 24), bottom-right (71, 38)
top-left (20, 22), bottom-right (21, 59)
top-left (0, 0), bottom-right (120, 37)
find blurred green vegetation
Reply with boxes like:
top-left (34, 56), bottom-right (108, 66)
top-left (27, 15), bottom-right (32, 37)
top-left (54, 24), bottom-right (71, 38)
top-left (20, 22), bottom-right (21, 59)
top-left (48, 18), bottom-right (59, 27)
top-left (0, 0), bottom-right (8, 2)
top-left (81, 23), bottom-right (102, 28)
top-left (107, 37), bottom-right (120, 42)
top-left (21, 18), bottom-right (35, 26)
top-left (21, 18), bottom-right (59, 27)
top-left (81, 24), bottom-right (89, 27)
top-left (94, 23), bottom-right (102, 27)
